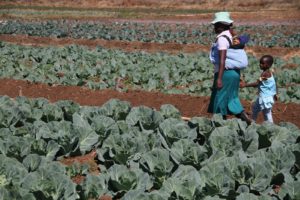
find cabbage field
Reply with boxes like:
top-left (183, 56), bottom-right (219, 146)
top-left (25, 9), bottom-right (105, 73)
top-left (0, 20), bottom-right (299, 47)
top-left (0, 3), bottom-right (300, 200)
top-left (0, 96), bottom-right (299, 200)
top-left (0, 42), bottom-right (299, 103)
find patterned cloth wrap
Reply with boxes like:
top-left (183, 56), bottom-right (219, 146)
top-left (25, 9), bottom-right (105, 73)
top-left (209, 35), bottom-right (248, 70)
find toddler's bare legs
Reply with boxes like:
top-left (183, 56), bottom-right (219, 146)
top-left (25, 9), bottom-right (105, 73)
top-left (251, 98), bottom-right (260, 122)
top-left (252, 98), bottom-right (273, 123)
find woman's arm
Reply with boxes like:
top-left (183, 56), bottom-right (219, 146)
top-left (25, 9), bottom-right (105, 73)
top-left (217, 50), bottom-right (226, 89)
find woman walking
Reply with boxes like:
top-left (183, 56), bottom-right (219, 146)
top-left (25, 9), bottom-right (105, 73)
top-left (207, 12), bottom-right (252, 125)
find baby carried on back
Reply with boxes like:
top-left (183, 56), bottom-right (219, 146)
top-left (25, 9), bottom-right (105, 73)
top-left (210, 34), bottom-right (250, 70)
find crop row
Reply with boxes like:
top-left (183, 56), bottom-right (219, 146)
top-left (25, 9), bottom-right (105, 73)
top-left (0, 20), bottom-right (300, 47)
top-left (0, 42), bottom-right (299, 103)
top-left (0, 96), bottom-right (299, 199)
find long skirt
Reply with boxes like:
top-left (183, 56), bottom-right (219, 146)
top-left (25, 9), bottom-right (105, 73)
top-left (207, 69), bottom-right (244, 115)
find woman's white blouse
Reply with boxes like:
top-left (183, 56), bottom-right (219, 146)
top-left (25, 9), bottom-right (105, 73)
top-left (210, 30), bottom-right (233, 73)
top-left (216, 30), bottom-right (232, 50)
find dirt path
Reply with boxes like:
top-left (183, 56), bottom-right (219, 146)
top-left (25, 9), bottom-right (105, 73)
top-left (0, 79), bottom-right (299, 128)
top-left (0, 1), bottom-right (299, 23)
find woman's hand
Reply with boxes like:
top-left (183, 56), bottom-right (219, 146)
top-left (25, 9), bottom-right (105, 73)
top-left (239, 80), bottom-right (246, 88)
top-left (217, 78), bottom-right (223, 89)
top-left (217, 50), bottom-right (226, 90)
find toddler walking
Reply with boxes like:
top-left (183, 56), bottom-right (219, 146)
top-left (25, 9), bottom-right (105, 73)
top-left (240, 55), bottom-right (277, 123)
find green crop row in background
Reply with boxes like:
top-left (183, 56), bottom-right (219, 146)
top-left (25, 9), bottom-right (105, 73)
top-left (0, 42), bottom-right (299, 103)
top-left (0, 20), bottom-right (299, 47)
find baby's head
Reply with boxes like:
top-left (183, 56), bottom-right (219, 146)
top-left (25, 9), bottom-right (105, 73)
top-left (232, 34), bottom-right (250, 49)
top-left (259, 55), bottom-right (273, 70)
top-left (229, 26), bottom-right (250, 48)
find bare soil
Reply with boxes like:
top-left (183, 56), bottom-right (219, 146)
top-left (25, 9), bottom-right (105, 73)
top-left (60, 150), bottom-right (99, 184)
top-left (0, 79), bottom-right (299, 128)
top-left (0, 0), bottom-right (299, 24)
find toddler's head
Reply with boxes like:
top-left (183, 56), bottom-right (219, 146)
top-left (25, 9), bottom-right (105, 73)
top-left (259, 55), bottom-right (273, 70)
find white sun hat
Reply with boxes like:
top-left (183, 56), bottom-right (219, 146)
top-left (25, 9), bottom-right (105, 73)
top-left (211, 12), bottom-right (234, 25)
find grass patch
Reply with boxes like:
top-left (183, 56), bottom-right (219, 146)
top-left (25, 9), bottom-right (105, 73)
top-left (0, 5), bottom-right (222, 19)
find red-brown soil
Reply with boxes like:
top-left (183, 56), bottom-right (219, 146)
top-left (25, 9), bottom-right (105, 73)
top-left (0, 0), bottom-right (299, 25)
top-left (60, 150), bottom-right (114, 200)
top-left (0, 79), bottom-right (299, 128)
top-left (60, 150), bottom-right (99, 184)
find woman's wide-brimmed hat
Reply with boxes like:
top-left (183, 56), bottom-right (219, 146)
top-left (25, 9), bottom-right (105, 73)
top-left (211, 12), bottom-right (234, 25)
